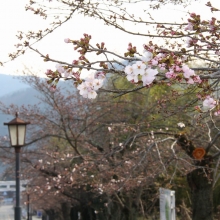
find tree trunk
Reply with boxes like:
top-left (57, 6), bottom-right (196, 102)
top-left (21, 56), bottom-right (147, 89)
top-left (61, 202), bottom-right (71, 220)
top-left (176, 134), bottom-right (214, 220)
top-left (187, 168), bottom-right (213, 220)
top-left (81, 206), bottom-right (96, 220)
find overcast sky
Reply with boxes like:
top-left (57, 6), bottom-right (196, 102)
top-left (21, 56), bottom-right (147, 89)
top-left (0, 0), bottom-right (218, 76)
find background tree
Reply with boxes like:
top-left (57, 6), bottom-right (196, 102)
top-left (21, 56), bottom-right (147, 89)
top-left (0, 74), bottom-right (195, 219)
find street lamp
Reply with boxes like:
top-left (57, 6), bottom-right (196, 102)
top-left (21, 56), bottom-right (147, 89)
top-left (27, 190), bottom-right (31, 220)
top-left (4, 113), bottom-right (30, 220)
top-left (26, 184), bottom-right (32, 220)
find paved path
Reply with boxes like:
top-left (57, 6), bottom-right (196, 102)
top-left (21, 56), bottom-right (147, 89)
top-left (0, 205), bottom-right (39, 220)
top-left (0, 205), bottom-right (14, 220)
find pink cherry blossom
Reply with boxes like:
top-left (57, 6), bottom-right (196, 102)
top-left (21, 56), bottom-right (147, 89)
top-left (77, 73), bottom-right (105, 99)
top-left (63, 70), bottom-right (72, 78)
top-left (158, 63), bottom-right (166, 71)
top-left (124, 65), bottom-right (133, 75)
top-left (142, 68), bottom-right (158, 86)
top-left (185, 22), bottom-right (193, 31)
top-left (50, 86), bottom-right (56, 92)
top-left (46, 69), bottom-right (53, 75)
top-left (151, 59), bottom-right (158, 65)
top-left (77, 83), bottom-right (88, 97)
top-left (175, 66), bottom-right (181, 72)
top-left (186, 77), bottom-right (194, 84)
top-left (55, 63), bottom-right (72, 78)
top-left (186, 37), bottom-right (193, 48)
top-left (64, 38), bottom-right (71, 43)
top-left (132, 61), bottom-right (146, 75)
top-left (182, 65), bottom-right (195, 78)
top-left (165, 71), bottom-right (176, 79)
top-left (95, 71), bottom-right (106, 79)
top-left (87, 90), bottom-right (98, 99)
top-left (141, 51), bottom-right (153, 62)
top-left (193, 75), bottom-right (202, 83)
top-left (77, 83), bottom-right (98, 99)
top-left (92, 79), bottom-right (104, 90)
top-left (126, 73), bottom-right (139, 83)
top-left (156, 53), bottom-right (165, 60)
top-left (214, 110), bottom-right (220, 116)
top-left (186, 37), bottom-right (198, 48)
top-left (190, 13), bottom-right (196, 18)
top-left (203, 96), bottom-right (217, 110)
top-left (55, 64), bottom-right (65, 74)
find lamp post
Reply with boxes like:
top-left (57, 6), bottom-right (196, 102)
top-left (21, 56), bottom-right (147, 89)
top-left (4, 113), bottom-right (30, 220)
top-left (27, 191), bottom-right (30, 220)
top-left (26, 184), bottom-right (32, 220)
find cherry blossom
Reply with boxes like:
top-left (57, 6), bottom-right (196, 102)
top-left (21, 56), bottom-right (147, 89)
top-left (141, 51), bottom-right (153, 62)
top-left (182, 65), bottom-right (195, 78)
top-left (186, 77), bottom-right (195, 84)
top-left (132, 61), bottom-right (146, 75)
top-left (64, 38), bottom-right (71, 43)
top-left (141, 68), bottom-right (158, 86)
top-left (185, 22), bottom-right (194, 31)
top-left (186, 37), bottom-right (193, 48)
top-left (214, 110), bottom-right (220, 116)
top-left (55, 63), bottom-right (65, 74)
top-left (55, 64), bottom-right (74, 78)
top-left (177, 122), bottom-right (185, 128)
top-left (94, 71), bottom-right (106, 80)
top-left (151, 59), bottom-right (158, 65)
top-left (175, 66), bottom-right (182, 72)
top-left (186, 37), bottom-right (198, 48)
top-left (77, 72), bottom-right (105, 99)
top-left (192, 75), bottom-right (202, 84)
top-left (124, 65), bottom-right (133, 75)
top-left (182, 65), bottom-right (201, 84)
top-left (203, 96), bottom-right (217, 110)
top-left (158, 63), bottom-right (166, 72)
top-left (126, 73), bottom-right (139, 83)
top-left (124, 57), bottom-right (158, 86)
top-left (209, 17), bottom-right (216, 32)
top-left (165, 70), bottom-right (177, 79)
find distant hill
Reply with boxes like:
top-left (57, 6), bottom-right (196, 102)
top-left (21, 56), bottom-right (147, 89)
top-left (0, 74), bottom-right (32, 135)
top-left (0, 87), bottom-right (41, 106)
top-left (0, 74), bottom-right (77, 135)
top-left (0, 74), bottom-right (30, 97)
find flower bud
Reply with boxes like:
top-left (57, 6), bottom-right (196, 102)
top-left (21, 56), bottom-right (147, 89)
top-left (64, 38), bottom-right (71, 43)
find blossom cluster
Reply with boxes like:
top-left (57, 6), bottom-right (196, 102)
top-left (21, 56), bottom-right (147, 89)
top-left (125, 49), bottom-right (202, 87)
top-left (203, 96), bottom-right (217, 110)
top-left (77, 72), bottom-right (105, 99)
top-left (202, 96), bottom-right (220, 116)
top-left (124, 51), bottom-right (158, 86)
top-left (55, 64), bottom-right (72, 78)
top-left (185, 12), bottom-right (218, 33)
top-left (183, 12), bottom-right (220, 55)
top-left (47, 34), bottom-right (220, 117)
top-left (166, 64), bottom-right (201, 84)
top-left (124, 47), bottom-right (220, 116)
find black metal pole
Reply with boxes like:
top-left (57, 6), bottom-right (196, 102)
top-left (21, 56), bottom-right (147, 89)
top-left (27, 193), bottom-right (30, 220)
top-left (15, 147), bottom-right (21, 220)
